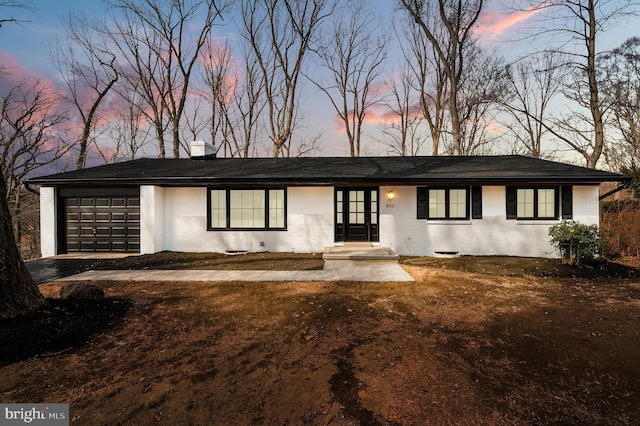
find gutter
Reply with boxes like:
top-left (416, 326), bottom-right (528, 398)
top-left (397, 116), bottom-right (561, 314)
top-left (24, 175), bottom-right (626, 187)
top-left (599, 180), bottom-right (631, 201)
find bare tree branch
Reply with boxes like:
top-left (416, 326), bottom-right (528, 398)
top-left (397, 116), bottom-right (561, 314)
top-left (400, 0), bottom-right (485, 155)
top-left (240, 0), bottom-right (335, 157)
top-left (310, 0), bottom-right (388, 157)
top-left (514, 0), bottom-right (640, 167)
top-left (105, 0), bottom-right (228, 158)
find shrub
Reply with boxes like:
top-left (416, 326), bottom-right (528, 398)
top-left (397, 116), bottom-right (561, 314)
top-left (548, 220), bottom-right (602, 266)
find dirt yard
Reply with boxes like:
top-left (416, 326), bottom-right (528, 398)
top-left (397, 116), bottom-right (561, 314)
top-left (1, 253), bottom-right (639, 425)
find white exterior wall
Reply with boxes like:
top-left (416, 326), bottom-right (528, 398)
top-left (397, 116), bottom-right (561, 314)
top-left (43, 183), bottom-right (601, 258)
top-left (39, 186), bottom-right (57, 257)
top-left (573, 185), bottom-right (600, 224)
top-left (142, 186), bottom-right (334, 254)
top-left (379, 185), bottom-right (601, 258)
top-left (140, 185), bottom-right (165, 254)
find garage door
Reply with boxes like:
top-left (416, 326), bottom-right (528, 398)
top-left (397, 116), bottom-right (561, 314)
top-left (63, 191), bottom-right (140, 253)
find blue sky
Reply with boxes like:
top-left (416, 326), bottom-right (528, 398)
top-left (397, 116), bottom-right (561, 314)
top-left (2, 1), bottom-right (105, 71)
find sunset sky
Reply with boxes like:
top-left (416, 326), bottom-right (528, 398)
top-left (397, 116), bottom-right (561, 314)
top-left (1, 0), bottom-right (638, 161)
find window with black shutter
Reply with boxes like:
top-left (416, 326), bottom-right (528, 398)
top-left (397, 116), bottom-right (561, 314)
top-left (417, 187), bottom-right (428, 219)
top-left (506, 186), bottom-right (559, 220)
top-left (472, 186), bottom-right (482, 219)
top-left (561, 185), bottom-right (573, 219)
top-left (417, 187), bottom-right (470, 220)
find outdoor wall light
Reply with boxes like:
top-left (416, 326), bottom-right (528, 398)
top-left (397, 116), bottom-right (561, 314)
top-left (387, 191), bottom-right (395, 201)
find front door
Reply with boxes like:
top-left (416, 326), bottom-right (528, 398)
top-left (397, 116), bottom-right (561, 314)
top-left (335, 188), bottom-right (379, 242)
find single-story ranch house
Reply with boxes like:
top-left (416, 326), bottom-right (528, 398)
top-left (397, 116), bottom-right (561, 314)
top-left (26, 142), bottom-right (627, 259)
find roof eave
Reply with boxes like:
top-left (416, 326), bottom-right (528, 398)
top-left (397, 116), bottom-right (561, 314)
top-left (26, 174), bottom-right (628, 187)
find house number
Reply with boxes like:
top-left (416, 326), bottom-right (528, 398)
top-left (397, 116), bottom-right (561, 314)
top-left (386, 203), bottom-right (395, 208)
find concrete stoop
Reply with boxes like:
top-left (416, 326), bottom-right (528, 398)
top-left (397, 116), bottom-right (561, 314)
top-left (322, 244), bottom-right (400, 261)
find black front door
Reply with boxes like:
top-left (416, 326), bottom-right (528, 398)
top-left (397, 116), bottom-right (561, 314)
top-left (335, 188), bottom-right (379, 242)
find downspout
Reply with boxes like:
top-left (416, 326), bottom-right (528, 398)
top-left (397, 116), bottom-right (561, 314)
top-left (599, 180), bottom-right (631, 201)
top-left (24, 183), bottom-right (39, 196)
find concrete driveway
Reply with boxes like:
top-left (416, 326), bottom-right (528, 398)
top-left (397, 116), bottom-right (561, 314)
top-left (58, 260), bottom-right (414, 282)
top-left (27, 248), bottom-right (415, 283)
top-left (25, 254), bottom-right (131, 285)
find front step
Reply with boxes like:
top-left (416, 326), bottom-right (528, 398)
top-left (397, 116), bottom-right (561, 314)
top-left (322, 245), bottom-right (400, 261)
top-left (342, 242), bottom-right (373, 247)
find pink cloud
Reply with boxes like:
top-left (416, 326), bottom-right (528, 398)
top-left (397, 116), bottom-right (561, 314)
top-left (368, 80), bottom-right (393, 99)
top-left (0, 50), bottom-right (64, 102)
top-left (0, 51), bottom-right (69, 134)
top-left (476, 2), bottom-right (550, 39)
top-left (332, 102), bottom-right (423, 132)
top-left (199, 38), bottom-right (239, 105)
top-left (486, 119), bottom-right (504, 134)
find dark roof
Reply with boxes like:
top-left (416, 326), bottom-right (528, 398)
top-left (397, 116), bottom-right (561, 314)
top-left (26, 155), bottom-right (626, 187)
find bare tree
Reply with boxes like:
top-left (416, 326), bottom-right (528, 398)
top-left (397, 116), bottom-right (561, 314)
top-left (311, 0), bottom-right (388, 157)
top-left (380, 67), bottom-right (426, 156)
top-left (107, 11), bottom-right (169, 158)
top-left (501, 52), bottom-right (565, 159)
top-left (600, 37), bottom-right (640, 169)
top-left (0, 0), bottom-right (31, 26)
top-left (400, 0), bottom-right (484, 155)
top-left (516, 0), bottom-right (639, 167)
top-left (106, 0), bottom-right (226, 158)
top-left (200, 38), bottom-right (265, 158)
top-left (52, 12), bottom-right (118, 170)
top-left (396, 9), bottom-right (447, 156)
top-left (181, 95), bottom-right (210, 145)
top-left (0, 79), bottom-right (70, 316)
top-left (103, 91), bottom-right (152, 162)
top-left (451, 44), bottom-right (506, 155)
top-left (0, 82), bottom-right (68, 240)
top-left (0, 0), bottom-right (50, 318)
top-left (239, 0), bottom-right (334, 157)
top-left (0, 165), bottom-right (45, 318)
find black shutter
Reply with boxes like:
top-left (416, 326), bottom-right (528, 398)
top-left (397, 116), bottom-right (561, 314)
top-left (417, 187), bottom-right (427, 219)
top-left (561, 185), bottom-right (573, 219)
top-left (471, 186), bottom-right (482, 219)
top-left (506, 187), bottom-right (517, 219)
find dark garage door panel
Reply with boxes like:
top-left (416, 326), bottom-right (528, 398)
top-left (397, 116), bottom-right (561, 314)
top-left (64, 195), bottom-right (140, 253)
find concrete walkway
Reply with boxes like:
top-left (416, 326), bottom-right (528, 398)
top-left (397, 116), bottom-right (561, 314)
top-left (58, 260), bottom-right (414, 282)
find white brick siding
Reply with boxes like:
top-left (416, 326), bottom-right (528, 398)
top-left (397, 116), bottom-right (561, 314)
top-left (39, 186), bottom-right (57, 257)
top-left (379, 185), bottom-right (601, 258)
top-left (41, 183), bottom-right (602, 258)
top-left (140, 186), bottom-right (334, 254)
top-left (140, 185), bottom-right (165, 254)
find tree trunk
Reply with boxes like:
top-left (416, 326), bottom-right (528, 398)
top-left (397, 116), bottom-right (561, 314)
top-left (585, 0), bottom-right (604, 169)
top-left (173, 119), bottom-right (181, 159)
top-left (0, 174), bottom-right (46, 319)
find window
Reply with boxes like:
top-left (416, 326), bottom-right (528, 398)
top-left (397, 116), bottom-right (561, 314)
top-left (507, 187), bottom-right (559, 219)
top-left (449, 189), bottom-right (467, 218)
top-left (429, 189), bottom-right (446, 218)
top-left (418, 187), bottom-right (470, 220)
top-left (230, 190), bottom-right (265, 228)
top-left (208, 189), bottom-right (286, 230)
top-left (210, 190), bottom-right (227, 228)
